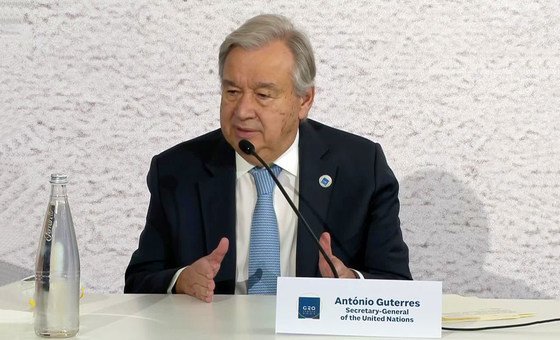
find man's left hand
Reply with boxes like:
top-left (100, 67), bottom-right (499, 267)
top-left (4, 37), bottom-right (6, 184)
top-left (318, 232), bottom-right (358, 278)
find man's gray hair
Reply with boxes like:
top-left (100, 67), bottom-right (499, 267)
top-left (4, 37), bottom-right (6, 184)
top-left (218, 14), bottom-right (316, 96)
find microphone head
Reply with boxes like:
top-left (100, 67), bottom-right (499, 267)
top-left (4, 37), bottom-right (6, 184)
top-left (238, 139), bottom-right (255, 155)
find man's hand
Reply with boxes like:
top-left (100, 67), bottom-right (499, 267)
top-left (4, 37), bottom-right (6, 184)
top-left (175, 237), bottom-right (229, 302)
top-left (318, 232), bottom-right (358, 279)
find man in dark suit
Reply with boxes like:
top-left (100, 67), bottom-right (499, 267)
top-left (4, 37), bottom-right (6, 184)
top-left (125, 14), bottom-right (411, 302)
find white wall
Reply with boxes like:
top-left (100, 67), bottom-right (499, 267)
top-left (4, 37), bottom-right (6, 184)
top-left (1, 1), bottom-right (558, 298)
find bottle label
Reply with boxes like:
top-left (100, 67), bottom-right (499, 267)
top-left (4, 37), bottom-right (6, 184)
top-left (44, 204), bottom-right (55, 242)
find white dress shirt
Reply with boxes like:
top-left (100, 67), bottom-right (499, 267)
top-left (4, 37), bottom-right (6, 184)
top-left (234, 133), bottom-right (300, 294)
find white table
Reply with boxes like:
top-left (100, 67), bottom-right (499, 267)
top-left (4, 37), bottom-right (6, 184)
top-left (0, 281), bottom-right (558, 339)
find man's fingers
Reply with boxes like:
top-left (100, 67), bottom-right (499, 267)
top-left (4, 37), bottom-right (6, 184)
top-left (190, 261), bottom-right (215, 280)
top-left (318, 232), bottom-right (354, 278)
top-left (192, 281), bottom-right (214, 300)
top-left (182, 267), bottom-right (216, 303)
top-left (318, 232), bottom-right (335, 277)
top-left (178, 263), bottom-right (215, 294)
top-left (191, 267), bottom-right (216, 288)
top-left (319, 257), bottom-right (336, 278)
top-left (176, 237), bottom-right (229, 302)
top-left (319, 232), bottom-right (332, 258)
top-left (209, 237), bottom-right (229, 264)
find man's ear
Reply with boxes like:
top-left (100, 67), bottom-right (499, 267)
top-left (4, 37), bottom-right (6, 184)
top-left (298, 87), bottom-right (315, 120)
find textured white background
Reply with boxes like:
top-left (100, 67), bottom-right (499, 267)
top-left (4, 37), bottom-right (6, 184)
top-left (0, 1), bottom-right (558, 298)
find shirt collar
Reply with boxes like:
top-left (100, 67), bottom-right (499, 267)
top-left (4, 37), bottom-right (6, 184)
top-left (235, 131), bottom-right (299, 179)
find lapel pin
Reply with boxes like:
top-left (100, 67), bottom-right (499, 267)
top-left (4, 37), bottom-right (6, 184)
top-left (319, 175), bottom-right (332, 188)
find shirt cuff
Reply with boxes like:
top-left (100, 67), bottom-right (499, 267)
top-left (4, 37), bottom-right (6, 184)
top-left (167, 267), bottom-right (187, 294)
top-left (350, 268), bottom-right (364, 279)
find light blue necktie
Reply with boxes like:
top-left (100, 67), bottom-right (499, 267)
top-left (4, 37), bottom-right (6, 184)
top-left (248, 165), bottom-right (282, 295)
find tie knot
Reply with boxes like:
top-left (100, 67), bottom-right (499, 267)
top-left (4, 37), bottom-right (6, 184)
top-left (250, 165), bottom-right (282, 196)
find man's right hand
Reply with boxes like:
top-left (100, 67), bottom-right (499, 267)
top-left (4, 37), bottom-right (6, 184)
top-left (174, 237), bottom-right (229, 302)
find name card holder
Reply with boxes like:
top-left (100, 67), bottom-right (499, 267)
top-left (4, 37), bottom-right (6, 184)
top-left (276, 277), bottom-right (442, 338)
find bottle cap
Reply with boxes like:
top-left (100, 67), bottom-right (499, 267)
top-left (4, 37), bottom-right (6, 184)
top-left (50, 174), bottom-right (68, 184)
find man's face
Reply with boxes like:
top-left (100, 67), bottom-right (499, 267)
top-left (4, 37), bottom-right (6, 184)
top-left (220, 40), bottom-right (314, 165)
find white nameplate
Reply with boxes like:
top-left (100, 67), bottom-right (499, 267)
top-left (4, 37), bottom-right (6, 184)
top-left (276, 277), bottom-right (442, 338)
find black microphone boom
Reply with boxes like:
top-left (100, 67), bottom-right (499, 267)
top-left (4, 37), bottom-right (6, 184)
top-left (238, 139), bottom-right (339, 278)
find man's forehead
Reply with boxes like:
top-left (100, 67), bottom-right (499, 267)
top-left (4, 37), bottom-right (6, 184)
top-left (222, 78), bottom-right (280, 90)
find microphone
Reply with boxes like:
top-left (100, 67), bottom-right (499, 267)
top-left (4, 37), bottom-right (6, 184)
top-left (238, 139), bottom-right (339, 278)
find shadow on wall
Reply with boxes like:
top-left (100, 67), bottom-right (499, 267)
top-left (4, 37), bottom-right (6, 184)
top-left (399, 170), bottom-right (549, 299)
top-left (0, 261), bottom-right (33, 286)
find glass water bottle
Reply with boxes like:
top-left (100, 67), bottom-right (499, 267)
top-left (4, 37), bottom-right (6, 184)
top-left (34, 174), bottom-right (80, 337)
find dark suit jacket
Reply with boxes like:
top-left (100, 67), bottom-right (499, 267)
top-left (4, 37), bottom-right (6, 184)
top-left (125, 119), bottom-right (412, 293)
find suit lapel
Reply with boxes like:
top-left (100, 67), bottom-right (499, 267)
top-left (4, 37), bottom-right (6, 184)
top-left (296, 120), bottom-right (338, 277)
top-left (198, 138), bottom-right (237, 291)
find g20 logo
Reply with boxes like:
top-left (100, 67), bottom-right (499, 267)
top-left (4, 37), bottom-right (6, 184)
top-left (298, 297), bottom-right (320, 319)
